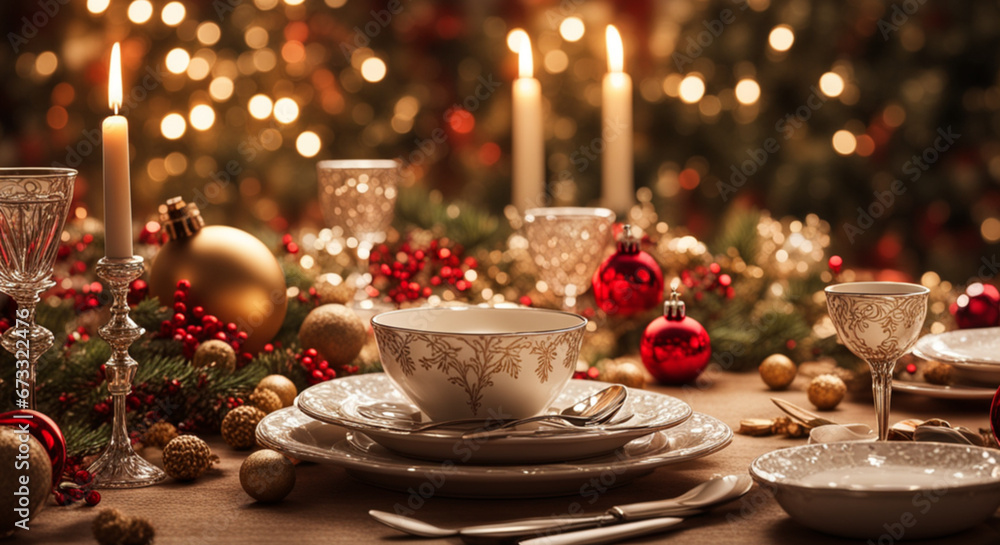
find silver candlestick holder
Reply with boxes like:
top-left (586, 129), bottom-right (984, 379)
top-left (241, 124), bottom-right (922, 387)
top-left (88, 256), bottom-right (166, 488)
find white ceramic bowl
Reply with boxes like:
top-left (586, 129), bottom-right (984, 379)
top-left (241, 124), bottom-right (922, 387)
top-left (371, 307), bottom-right (587, 421)
top-left (750, 442), bottom-right (1000, 540)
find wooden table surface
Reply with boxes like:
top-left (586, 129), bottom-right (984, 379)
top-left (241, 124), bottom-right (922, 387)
top-left (15, 370), bottom-right (1000, 544)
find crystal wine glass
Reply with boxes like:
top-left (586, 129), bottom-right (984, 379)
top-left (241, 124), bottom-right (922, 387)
top-left (0, 167), bottom-right (76, 410)
top-left (523, 207), bottom-right (616, 310)
top-left (825, 282), bottom-right (929, 441)
top-left (317, 160), bottom-right (400, 314)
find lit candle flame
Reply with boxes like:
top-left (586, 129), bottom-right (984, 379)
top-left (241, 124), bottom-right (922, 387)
top-left (518, 35), bottom-right (533, 78)
top-left (109, 42), bottom-right (123, 115)
top-left (606, 25), bottom-right (623, 73)
top-left (671, 277), bottom-right (680, 292)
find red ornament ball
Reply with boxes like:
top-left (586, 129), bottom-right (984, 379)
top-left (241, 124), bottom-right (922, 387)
top-left (640, 290), bottom-right (711, 384)
top-left (592, 225), bottom-right (664, 317)
top-left (950, 283), bottom-right (1000, 329)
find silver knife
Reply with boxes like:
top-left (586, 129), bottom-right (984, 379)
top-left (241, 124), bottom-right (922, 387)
top-left (517, 517), bottom-right (684, 545)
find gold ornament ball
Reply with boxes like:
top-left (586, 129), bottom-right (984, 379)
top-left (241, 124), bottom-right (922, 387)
top-left (759, 354), bottom-right (797, 390)
top-left (149, 216), bottom-right (287, 354)
top-left (222, 405), bottom-right (266, 450)
top-left (193, 339), bottom-right (237, 371)
top-left (1, 428), bottom-right (51, 536)
top-left (315, 278), bottom-right (356, 305)
top-left (257, 375), bottom-right (297, 408)
top-left (143, 422), bottom-right (178, 449)
top-left (298, 304), bottom-right (367, 366)
top-left (163, 435), bottom-right (216, 481)
top-left (240, 449), bottom-right (296, 502)
top-left (601, 360), bottom-right (647, 389)
top-left (249, 388), bottom-right (283, 415)
top-left (808, 374), bottom-right (847, 411)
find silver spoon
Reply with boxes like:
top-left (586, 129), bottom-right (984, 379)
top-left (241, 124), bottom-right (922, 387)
top-left (369, 474), bottom-right (753, 542)
top-left (356, 385), bottom-right (627, 434)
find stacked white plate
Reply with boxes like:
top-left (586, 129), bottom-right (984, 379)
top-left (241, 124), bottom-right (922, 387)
top-left (898, 328), bottom-right (1000, 399)
top-left (257, 373), bottom-right (733, 498)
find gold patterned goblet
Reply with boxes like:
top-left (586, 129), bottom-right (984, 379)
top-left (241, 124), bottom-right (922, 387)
top-left (0, 167), bottom-right (76, 410)
top-left (825, 282), bottom-right (929, 441)
top-left (317, 160), bottom-right (399, 313)
top-left (523, 207), bottom-right (616, 310)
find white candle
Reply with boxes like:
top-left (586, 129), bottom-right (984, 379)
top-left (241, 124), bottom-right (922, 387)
top-left (103, 42), bottom-right (133, 259)
top-left (512, 35), bottom-right (544, 211)
top-left (602, 25), bottom-right (634, 214)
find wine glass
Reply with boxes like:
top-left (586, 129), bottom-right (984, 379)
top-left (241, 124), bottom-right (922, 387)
top-left (0, 167), bottom-right (76, 410)
top-left (317, 160), bottom-right (400, 314)
top-left (523, 207), bottom-right (615, 310)
top-left (825, 282), bottom-right (929, 441)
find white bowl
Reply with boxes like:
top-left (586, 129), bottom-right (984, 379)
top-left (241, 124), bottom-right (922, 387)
top-left (371, 307), bottom-right (587, 421)
top-left (750, 442), bottom-right (1000, 539)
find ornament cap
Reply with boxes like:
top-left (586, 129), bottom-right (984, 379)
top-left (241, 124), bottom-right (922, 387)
top-left (160, 196), bottom-right (205, 240)
top-left (664, 278), bottom-right (686, 320)
top-left (616, 224), bottom-right (640, 254)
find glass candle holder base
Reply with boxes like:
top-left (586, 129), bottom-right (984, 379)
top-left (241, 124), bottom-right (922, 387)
top-left (89, 435), bottom-right (166, 489)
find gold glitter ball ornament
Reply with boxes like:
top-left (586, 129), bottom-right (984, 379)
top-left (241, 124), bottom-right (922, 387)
top-left (240, 449), bottom-right (296, 502)
top-left (249, 387), bottom-right (283, 415)
top-left (142, 422), bottom-right (178, 449)
top-left (92, 509), bottom-right (155, 545)
top-left (163, 435), bottom-right (217, 481)
top-left (315, 279), bottom-right (356, 305)
top-left (298, 304), bottom-right (367, 366)
top-left (808, 374), bottom-right (847, 411)
top-left (256, 375), bottom-right (297, 408)
top-left (759, 354), bottom-right (797, 390)
top-left (193, 339), bottom-right (237, 371)
top-left (222, 405), bottom-right (266, 450)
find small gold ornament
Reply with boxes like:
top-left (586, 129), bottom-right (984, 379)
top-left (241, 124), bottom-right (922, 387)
top-left (808, 374), bottom-right (847, 411)
top-left (759, 354), bottom-right (797, 390)
top-left (193, 339), bottom-right (237, 371)
top-left (240, 449), bottom-right (296, 503)
top-left (257, 375), bottom-right (297, 408)
top-left (93, 509), bottom-right (155, 545)
top-left (163, 435), bottom-right (217, 481)
top-left (222, 405), bottom-right (266, 450)
top-left (314, 276), bottom-right (356, 305)
top-left (923, 361), bottom-right (953, 386)
top-left (249, 388), bottom-right (283, 415)
top-left (298, 304), bottom-right (367, 366)
top-left (600, 359), bottom-right (646, 389)
top-left (142, 422), bottom-right (178, 449)
top-left (148, 197), bottom-right (287, 353)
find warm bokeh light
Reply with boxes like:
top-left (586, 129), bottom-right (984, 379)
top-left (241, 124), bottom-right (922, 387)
top-left (245, 26), bottom-right (269, 49)
top-left (606, 25), bottom-right (623, 73)
top-left (187, 57), bottom-right (210, 80)
top-left (209, 77), bottom-right (234, 101)
top-left (161, 1), bottom-right (185, 26)
top-left (360, 57), bottom-right (386, 82)
top-left (189, 104), bottom-right (215, 131)
top-left (819, 72), bottom-right (845, 97)
top-left (47, 106), bottom-right (68, 129)
top-left (734, 79), bottom-right (761, 105)
top-left (161, 113), bottom-right (186, 139)
top-left (982, 217), bottom-right (1000, 243)
top-left (165, 48), bottom-right (190, 74)
top-left (248, 94), bottom-right (273, 119)
top-left (768, 25), bottom-right (795, 52)
top-left (197, 22), bottom-right (221, 45)
top-left (127, 0), bottom-right (153, 23)
top-left (832, 130), bottom-right (857, 155)
top-left (35, 52), bottom-right (57, 76)
top-left (284, 0), bottom-right (304, 5)
top-left (559, 17), bottom-right (585, 42)
top-left (506, 28), bottom-right (528, 53)
top-left (296, 131), bottom-right (321, 157)
top-left (518, 36), bottom-right (533, 78)
top-left (544, 50), bottom-right (569, 73)
top-left (855, 134), bottom-right (875, 156)
top-left (108, 43), bottom-right (122, 112)
top-left (679, 75), bottom-right (706, 104)
top-left (883, 104), bottom-right (906, 127)
top-left (274, 97), bottom-right (299, 123)
top-left (87, 0), bottom-right (110, 14)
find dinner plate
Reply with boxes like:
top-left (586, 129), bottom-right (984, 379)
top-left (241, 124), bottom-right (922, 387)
top-left (295, 374), bottom-right (693, 464)
top-left (750, 442), bottom-right (1000, 539)
top-left (257, 407), bottom-right (732, 498)
top-left (893, 379), bottom-right (996, 400)
top-left (912, 329), bottom-right (1000, 384)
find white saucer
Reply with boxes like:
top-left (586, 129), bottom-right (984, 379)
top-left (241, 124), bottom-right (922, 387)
top-left (295, 374), bottom-right (693, 464)
top-left (258, 407), bottom-right (732, 498)
top-left (912, 329), bottom-right (1000, 384)
top-left (893, 379), bottom-right (996, 400)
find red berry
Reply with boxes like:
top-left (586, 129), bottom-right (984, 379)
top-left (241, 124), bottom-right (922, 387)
top-left (74, 469), bottom-right (92, 485)
top-left (177, 279), bottom-right (191, 291)
top-left (85, 490), bottom-right (101, 506)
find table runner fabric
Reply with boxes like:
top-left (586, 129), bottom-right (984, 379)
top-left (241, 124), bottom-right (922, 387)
top-left (15, 372), bottom-right (1000, 544)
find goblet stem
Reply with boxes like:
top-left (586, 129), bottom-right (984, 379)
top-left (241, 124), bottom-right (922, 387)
top-left (88, 256), bottom-right (165, 488)
top-left (2, 290), bottom-right (54, 411)
top-left (353, 243), bottom-right (373, 300)
top-left (869, 360), bottom-right (895, 441)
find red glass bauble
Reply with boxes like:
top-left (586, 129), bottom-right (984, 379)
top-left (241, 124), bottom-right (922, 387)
top-left (0, 410), bottom-right (66, 486)
top-left (592, 225), bottom-right (663, 317)
top-left (640, 289), bottom-right (711, 384)
top-left (949, 283), bottom-right (1000, 329)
